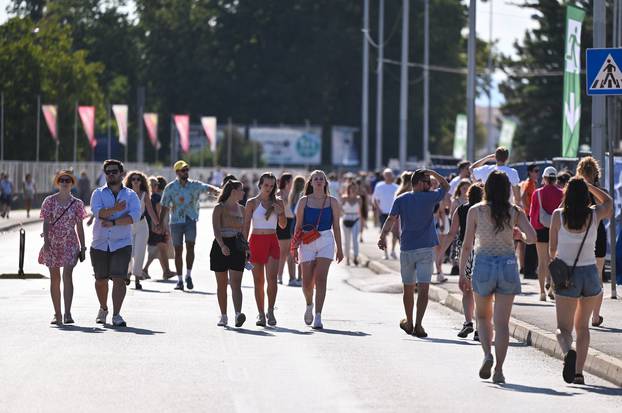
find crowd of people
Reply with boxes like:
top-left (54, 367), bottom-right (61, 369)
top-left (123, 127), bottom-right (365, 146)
top-left (31, 145), bottom-right (613, 386)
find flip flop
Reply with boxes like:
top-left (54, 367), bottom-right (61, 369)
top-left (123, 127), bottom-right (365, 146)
top-left (399, 319), bottom-right (414, 335)
top-left (563, 350), bottom-right (577, 384)
top-left (591, 316), bottom-right (604, 327)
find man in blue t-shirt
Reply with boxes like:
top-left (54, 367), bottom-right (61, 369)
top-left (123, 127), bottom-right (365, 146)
top-left (378, 169), bottom-right (449, 338)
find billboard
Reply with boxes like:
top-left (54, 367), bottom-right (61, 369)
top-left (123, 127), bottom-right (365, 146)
top-left (249, 126), bottom-right (322, 165)
top-left (331, 126), bottom-right (359, 166)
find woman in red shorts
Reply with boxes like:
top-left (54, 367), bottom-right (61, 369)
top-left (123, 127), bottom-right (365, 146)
top-left (243, 172), bottom-right (287, 327)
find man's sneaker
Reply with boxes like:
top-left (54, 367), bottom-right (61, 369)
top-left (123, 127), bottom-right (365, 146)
top-left (135, 280), bottom-right (143, 290)
top-left (174, 281), bottom-right (184, 291)
top-left (256, 313), bottom-right (267, 327)
top-left (457, 322), bottom-right (474, 338)
top-left (235, 313), bottom-right (246, 327)
top-left (267, 309), bottom-right (277, 326)
top-left (96, 308), bottom-right (108, 324)
top-left (435, 274), bottom-right (448, 283)
top-left (304, 304), bottom-right (314, 325)
top-left (217, 315), bottom-right (228, 327)
top-left (312, 314), bottom-right (323, 330)
top-left (185, 276), bottom-right (194, 290)
top-left (288, 279), bottom-right (297, 287)
top-left (112, 314), bottom-right (127, 327)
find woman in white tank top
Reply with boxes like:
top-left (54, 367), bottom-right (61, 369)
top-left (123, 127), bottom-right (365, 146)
top-left (341, 182), bottom-right (363, 266)
top-left (548, 176), bottom-right (612, 385)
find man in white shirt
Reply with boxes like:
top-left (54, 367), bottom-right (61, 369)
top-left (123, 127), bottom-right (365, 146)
top-left (373, 168), bottom-right (399, 259)
top-left (448, 160), bottom-right (471, 195)
top-left (469, 147), bottom-right (522, 208)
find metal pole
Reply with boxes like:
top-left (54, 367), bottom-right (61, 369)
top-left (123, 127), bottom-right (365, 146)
top-left (73, 101), bottom-right (78, 163)
top-left (106, 103), bottom-right (111, 159)
top-left (361, 0), bottom-right (370, 170)
top-left (55, 111), bottom-right (58, 163)
top-left (170, 117), bottom-right (175, 163)
top-left (486, 0), bottom-right (494, 153)
top-left (423, 0), bottom-right (430, 164)
top-left (375, 0), bottom-right (385, 169)
top-left (252, 119), bottom-right (258, 169)
top-left (36, 95), bottom-right (40, 162)
top-left (398, 0), bottom-right (409, 169)
top-left (466, 0), bottom-right (477, 161)
top-left (607, 97), bottom-right (618, 299)
top-left (592, 0), bottom-right (607, 168)
top-left (1, 92), bottom-right (4, 162)
top-left (227, 117), bottom-right (232, 168)
top-left (137, 86), bottom-right (145, 163)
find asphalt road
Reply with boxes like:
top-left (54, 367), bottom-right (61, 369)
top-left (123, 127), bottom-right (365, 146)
top-left (1, 210), bottom-right (621, 412)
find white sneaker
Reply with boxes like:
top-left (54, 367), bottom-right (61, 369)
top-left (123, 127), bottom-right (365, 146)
top-left (436, 274), bottom-right (448, 283)
top-left (312, 313), bottom-right (323, 330)
top-left (112, 314), bottom-right (126, 327)
top-left (96, 308), bottom-right (108, 324)
top-left (217, 314), bottom-right (228, 327)
top-left (304, 304), bottom-right (314, 325)
top-left (390, 251), bottom-right (397, 259)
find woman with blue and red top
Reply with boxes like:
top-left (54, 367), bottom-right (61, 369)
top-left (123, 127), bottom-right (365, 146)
top-left (292, 170), bottom-right (343, 329)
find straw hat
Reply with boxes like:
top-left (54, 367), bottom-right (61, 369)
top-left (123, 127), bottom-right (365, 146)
top-left (53, 169), bottom-right (77, 187)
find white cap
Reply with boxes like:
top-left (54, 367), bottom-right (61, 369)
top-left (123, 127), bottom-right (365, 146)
top-left (543, 166), bottom-right (557, 178)
top-left (383, 168), bottom-right (393, 175)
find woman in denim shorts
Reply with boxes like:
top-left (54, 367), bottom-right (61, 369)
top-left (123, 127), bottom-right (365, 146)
top-left (459, 171), bottom-right (536, 384)
top-left (548, 176), bottom-right (612, 385)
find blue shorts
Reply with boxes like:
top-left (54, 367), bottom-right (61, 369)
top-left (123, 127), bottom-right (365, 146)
top-left (170, 217), bottom-right (197, 246)
top-left (400, 247), bottom-right (434, 285)
top-left (555, 264), bottom-right (602, 298)
top-left (472, 254), bottom-right (521, 296)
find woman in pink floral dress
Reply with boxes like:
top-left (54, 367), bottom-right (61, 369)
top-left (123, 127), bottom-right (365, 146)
top-left (39, 170), bottom-right (87, 325)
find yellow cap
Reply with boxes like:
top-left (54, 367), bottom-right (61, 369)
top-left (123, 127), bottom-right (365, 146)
top-left (174, 160), bottom-right (189, 171)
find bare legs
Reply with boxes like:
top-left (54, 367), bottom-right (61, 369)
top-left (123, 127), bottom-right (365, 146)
top-left (215, 270), bottom-right (243, 315)
top-left (49, 268), bottom-right (62, 322)
top-left (301, 258), bottom-right (332, 312)
top-left (474, 293), bottom-right (515, 375)
top-left (174, 241), bottom-right (194, 277)
top-left (94, 277), bottom-right (126, 316)
top-left (277, 239), bottom-right (294, 283)
top-left (592, 257), bottom-right (605, 324)
top-left (252, 257), bottom-right (279, 314)
top-left (535, 242), bottom-right (550, 298)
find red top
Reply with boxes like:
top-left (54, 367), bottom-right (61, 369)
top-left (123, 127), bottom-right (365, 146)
top-left (529, 184), bottom-right (563, 230)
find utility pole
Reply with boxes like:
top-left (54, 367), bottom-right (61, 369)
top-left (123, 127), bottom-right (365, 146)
top-left (106, 102), bottom-right (111, 159)
top-left (73, 101), bottom-right (78, 163)
top-left (36, 95), bottom-right (40, 162)
top-left (227, 117), bottom-right (232, 168)
top-left (375, 0), bottom-right (385, 169)
top-left (592, 0), bottom-right (606, 167)
top-left (466, 0), bottom-right (477, 161)
top-left (486, 0), bottom-right (494, 153)
top-left (1, 92), bottom-right (4, 162)
top-left (137, 87), bottom-right (145, 163)
top-left (398, 0), bottom-right (409, 169)
top-left (361, 0), bottom-right (370, 170)
top-left (423, 0), bottom-right (430, 164)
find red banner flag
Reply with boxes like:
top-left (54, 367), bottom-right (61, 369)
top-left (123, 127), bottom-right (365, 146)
top-left (42, 105), bottom-right (58, 143)
top-left (174, 114), bottom-right (190, 153)
top-left (112, 104), bottom-right (128, 145)
top-left (78, 106), bottom-right (96, 148)
top-left (143, 113), bottom-right (160, 149)
top-left (200, 116), bottom-right (217, 153)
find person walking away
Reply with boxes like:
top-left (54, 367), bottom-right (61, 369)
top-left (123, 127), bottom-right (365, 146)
top-left (440, 182), bottom-right (484, 340)
top-left (470, 147), bottom-right (522, 208)
top-left (379, 169), bottom-right (449, 338)
top-left (243, 172), bottom-right (287, 326)
top-left (447, 179), bottom-right (470, 275)
top-left (143, 176), bottom-right (176, 280)
top-left (0, 173), bottom-right (14, 218)
top-left (39, 170), bottom-right (87, 325)
top-left (459, 171), bottom-right (536, 384)
top-left (159, 160), bottom-right (220, 291)
top-left (576, 157), bottom-right (607, 327)
top-left (22, 173), bottom-right (36, 218)
top-left (124, 171), bottom-right (161, 290)
top-left (292, 170), bottom-right (343, 329)
top-left (373, 168), bottom-right (399, 259)
top-left (529, 166), bottom-right (563, 301)
top-left (276, 173), bottom-right (296, 286)
top-left (78, 171), bottom-right (91, 205)
top-left (289, 175), bottom-right (307, 286)
top-left (520, 164), bottom-right (540, 279)
top-left (448, 161), bottom-right (472, 196)
top-left (341, 182), bottom-right (363, 266)
top-left (211, 180), bottom-right (248, 327)
top-left (357, 173), bottom-right (372, 243)
top-left (548, 177), bottom-right (612, 384)
top-left (90, 160), bottom-right (141, 327)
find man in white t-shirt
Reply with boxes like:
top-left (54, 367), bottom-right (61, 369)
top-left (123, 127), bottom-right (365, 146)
top-left (448, 160), bottom-right (471, 195)
top-left (373, 168), bottom-right (399, 259)
top-left (469, 147), bottom-right (522, 208)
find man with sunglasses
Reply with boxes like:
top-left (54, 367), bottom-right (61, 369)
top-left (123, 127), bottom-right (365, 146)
top-left (378, 169), bottom-right (449, 338)
top-left (90, 159), bottom-right (141, 327)
top-left (159, 160), bottom-right (220, 291)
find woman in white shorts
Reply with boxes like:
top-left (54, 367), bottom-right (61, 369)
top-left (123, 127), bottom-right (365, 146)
top-left (292, 170), bottom-right (343, 329)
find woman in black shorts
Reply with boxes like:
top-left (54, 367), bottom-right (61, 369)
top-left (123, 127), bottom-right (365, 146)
top-left (211, 180), bottom-right (247, 328)
top-left (276, 173), bottom-right (296, 285)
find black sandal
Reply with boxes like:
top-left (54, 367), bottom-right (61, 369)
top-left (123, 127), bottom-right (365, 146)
top-left (592, 316), bottom-right (604, 327)
top-left (563, 350), bottom-right (576, 384)
top-left (400, 319), bottom-right (414, 335)
top-left (573, 374), bottom-right (585, 385)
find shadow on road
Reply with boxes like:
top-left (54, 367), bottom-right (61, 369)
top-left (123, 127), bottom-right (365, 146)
top-left (570, 384), bottom-right (622, 396)
top-left (184, 290), bottom-right (215, 296)
top-left (414, 337), bottom-right (477, 346)
top-left (495, 383), bottom-right (577, 396)
top-left (591, 325), bottom-right (622, 333)
top-left (57, 325), bottom-right (106, 333)
top-left (108, 326), bottom-right (165, 335)
top-left (271, 326), bottom-right (313, 335)
top-left (133, 288), bottom-right (170, 294)
top-left (513, 302), bottom-right (553, 308)
top-left (312, 328), bottom-right (370, 337)
top-left (225, 326), bottom-right (274, 337)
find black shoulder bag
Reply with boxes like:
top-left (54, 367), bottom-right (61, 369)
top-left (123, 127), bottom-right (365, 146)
top-left (548, 214), bottom-right (592, 291)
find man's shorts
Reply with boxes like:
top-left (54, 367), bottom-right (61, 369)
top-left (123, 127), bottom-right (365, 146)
top-left (299, 230), bottom-right (335, 263)
top-left (399, 247), bottom-right (434, 285)
top-left (536, 228), bottom-right (549, 243)
top-left (90, 246), bottom-right (132, 279)
top-left (555, 264), bottom-right (602, 298)
top-left (0, 194), bottom-right (11, 206)
top-left (379, 213), bottom-right (390, 227)
top-left (472, 254), bottom-right (521, 296)
top-left (249, 233), bottom-right (280, 264)
top-left (170, 217), bottom-right (197, 246)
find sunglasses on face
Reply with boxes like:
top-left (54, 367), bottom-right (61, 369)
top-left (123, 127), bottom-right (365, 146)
top-left (105, 169), bottom-right (119, 175)
top-left (58, 177), bottom-right (72, 184)
top-left (179, 168), bottom-right (189, 173)
top-left (131, 177), bottom-right (141, 182)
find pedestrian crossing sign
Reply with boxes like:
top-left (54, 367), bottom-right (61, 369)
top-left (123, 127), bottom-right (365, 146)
top-left (586, 48), bottom-right (622, 95)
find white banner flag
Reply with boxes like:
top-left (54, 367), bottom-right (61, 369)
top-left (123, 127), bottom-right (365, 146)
top-left (453, 114), bottom-right (468, 159)
top-left (112, 104), bottom-right (128, 145)
top-left (201, 116), bottom-right (217, 153)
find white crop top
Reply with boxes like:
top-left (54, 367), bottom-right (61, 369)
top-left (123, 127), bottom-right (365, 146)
top-left (557, 210), bottom-right (598, 267)
top-left (342, 200), bottom-right (359, 217)
top-left (252, 202), bottom-right (278, 230)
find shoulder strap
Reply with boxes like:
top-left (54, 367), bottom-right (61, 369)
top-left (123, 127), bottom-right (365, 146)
top-left (571, 214), bottom-right (593, 274)
top-left (314, 196), bottom-right (327, 229)
top-left (52, 199), bottom-right (76, 226)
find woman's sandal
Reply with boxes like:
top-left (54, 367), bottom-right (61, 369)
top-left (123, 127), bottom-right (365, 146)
top-left (50, 315), bottom-right (63, 325)
top-left (63, 314), bottom-right (75, 324)
top-left (591, 316), bottom-right (604, 327)
top-left (573, 374), bottom-right (585, 385)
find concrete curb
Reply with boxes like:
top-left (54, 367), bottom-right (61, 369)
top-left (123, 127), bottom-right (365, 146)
top-left (0, 218), bottom-right (43, 233)
top-left (354, 252), bottom-right (622, 387)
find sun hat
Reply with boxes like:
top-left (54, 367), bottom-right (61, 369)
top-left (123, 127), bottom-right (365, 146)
top-left (53, 169), bottom-right (76, 187)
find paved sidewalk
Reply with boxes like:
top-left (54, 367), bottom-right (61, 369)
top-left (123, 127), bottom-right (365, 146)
top-left (349, 222), bottom-right (622, 387)
top-left (0, 209), bottom-right (42, 232)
